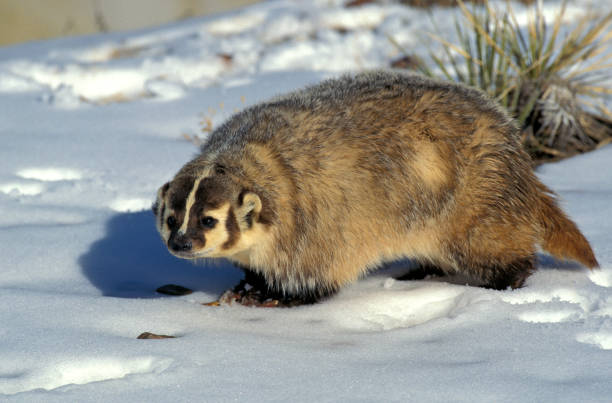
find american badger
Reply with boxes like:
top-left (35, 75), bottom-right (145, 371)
top-left (153, 71), bottom-right (598, 306)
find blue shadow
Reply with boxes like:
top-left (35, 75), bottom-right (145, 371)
top-left (79, 211), bottom-right (242, 298)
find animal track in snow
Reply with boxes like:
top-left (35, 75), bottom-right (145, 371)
top-left (109, 198), bottom-right (153, 213)
top-left (17, 167), bottom-right (83, 182)
top-left (0, 356), bottom-right (172, 395)
top-left (517, 309), bottom-right (581, 324)
top-left (576, 332), bottom-right (612, 350)
top-left (588, 269), bottom-right (612, 288)
top-left (327, 282), bottom-right (470, 332)
top-left (502, 288), bottom-right (593, 325)
top-left (500, 288), bottom-right (591, 310)
top-left (501, 284), bottom-right (612, 350)
top-left (0, 182), bottom-right (44, 196)
top-left (0, 168), bottom-right (84, 197)
top-left (4, 54), bottom-right (220, 106)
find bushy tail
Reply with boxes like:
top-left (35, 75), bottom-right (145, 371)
top-left (538, 186), bottom-right (599, 268)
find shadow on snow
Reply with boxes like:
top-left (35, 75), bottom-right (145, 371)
top-left (78, 210), bottom-right (583, 298)
top-left (79, 211), bottom-right (242, 298)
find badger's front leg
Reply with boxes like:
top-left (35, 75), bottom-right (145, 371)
top-left (217, 269), bottom-right (282, 307)
top-left (208, 268), bottom-right (320, 308)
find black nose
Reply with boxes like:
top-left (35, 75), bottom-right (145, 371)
top-left (169, 235), bottom-right (192, 252)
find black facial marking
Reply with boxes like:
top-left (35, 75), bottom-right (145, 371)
top-left (244, 210), bottom-right (253, 229)
top-left (170, 176), bottom-right (196, 211)
top-left (167, 216), bottom-right (177, 229)
top-left (195, 177), bottom-right (230, 210)
top-left (181, 176), bottom-right (232, 238)
top-left (160, 182), bottom-right (170, 196)
top-left (215, 164), bottom-right (226, 175)
top-left (238, 189), bottom-right (248, 206)
top-left (200, 216), bottom-right (217, 229)
top-left (222, 207), bottom-right (240, 250)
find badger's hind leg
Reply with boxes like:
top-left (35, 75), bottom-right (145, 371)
top-left (395, 255), bottom-right (536, 290)
top-left (475, 255), bottom-right (536, 290)
top-left (396, 263), bottom-right (446, 281)
top-left (447, 251), bottom-right (536, 290)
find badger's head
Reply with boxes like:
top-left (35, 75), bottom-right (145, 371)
top-left (152, 164), bottom-right (268, 260)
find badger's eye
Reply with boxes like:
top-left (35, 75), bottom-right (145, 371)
top-left (200, 216), bottom-right (217, 229)
top-left (167, 216), bottom-right (177, 228)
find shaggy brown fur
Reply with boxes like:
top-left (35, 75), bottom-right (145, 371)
top-left (154, 70), bottom-right (598, 305)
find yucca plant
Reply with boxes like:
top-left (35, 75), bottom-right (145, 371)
top-left (398, 0), bottom-right (612, 162)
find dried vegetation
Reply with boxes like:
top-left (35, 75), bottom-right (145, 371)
top-left (391, 0), bottom-right (612, 162)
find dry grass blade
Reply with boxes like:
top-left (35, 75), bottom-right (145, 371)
top-left (542, 1), bottom-right (565, 62)
top-left (457, 0), bottom-right (520, 73)
top-left (402, 0), bottom-right (612, 162)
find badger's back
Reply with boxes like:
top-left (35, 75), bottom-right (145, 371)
top-left (206, 71), bottom-right (519, 218)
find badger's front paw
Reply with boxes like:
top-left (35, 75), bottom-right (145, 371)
top-left (204, 279), bottom-right (306, 308)
top-left (220, 283), bottom-right (281, 307)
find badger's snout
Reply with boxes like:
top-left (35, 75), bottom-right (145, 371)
top-left (168, 233), bottom-right (193, 252)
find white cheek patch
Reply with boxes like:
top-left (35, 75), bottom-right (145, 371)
top-left (156, 195), bottom-right (177, 243)
top-left (155, 190), bottom-right (170, 239)
top-left (160, 207), bottom-right (173, 241)
top-left (196, 203), bottom-right (231, 255)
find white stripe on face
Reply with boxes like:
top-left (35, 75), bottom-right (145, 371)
top-left (179, 176), bottom-right (204, 234)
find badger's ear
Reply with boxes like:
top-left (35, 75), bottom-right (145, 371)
top-left (237, 191), bottom-right (262, 227)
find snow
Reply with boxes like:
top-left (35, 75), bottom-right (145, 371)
top-left (1, 0), bottom-right (612, 401)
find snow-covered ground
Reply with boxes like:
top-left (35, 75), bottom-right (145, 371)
top-left (1, 0), bottom-right (611, 401)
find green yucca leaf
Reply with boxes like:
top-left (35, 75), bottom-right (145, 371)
top-left (517, 88), bottom-right (541, 124)
top-left (428, 51), bottom-right (455, 81)
top-left (527, 13), bottom-right (538, 66)
top-left (457, 0), bottom-right (520, 73)
top-left (576, 11), bottom-right (612, 46)
top-left (456, 19), bottom-right (477, 86)
top-left (485, 16), bottom-right (497, 89)
top-left (495, 20), bottom-right (510, 101)
top-left (393, 0), bottom-right (612, 161)
top-left (507, 5), bottom-right (529, 67)
top-left (581, 85), bottom-right (612, 95)
top-left (543, 1), bottom-right (566, 66)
